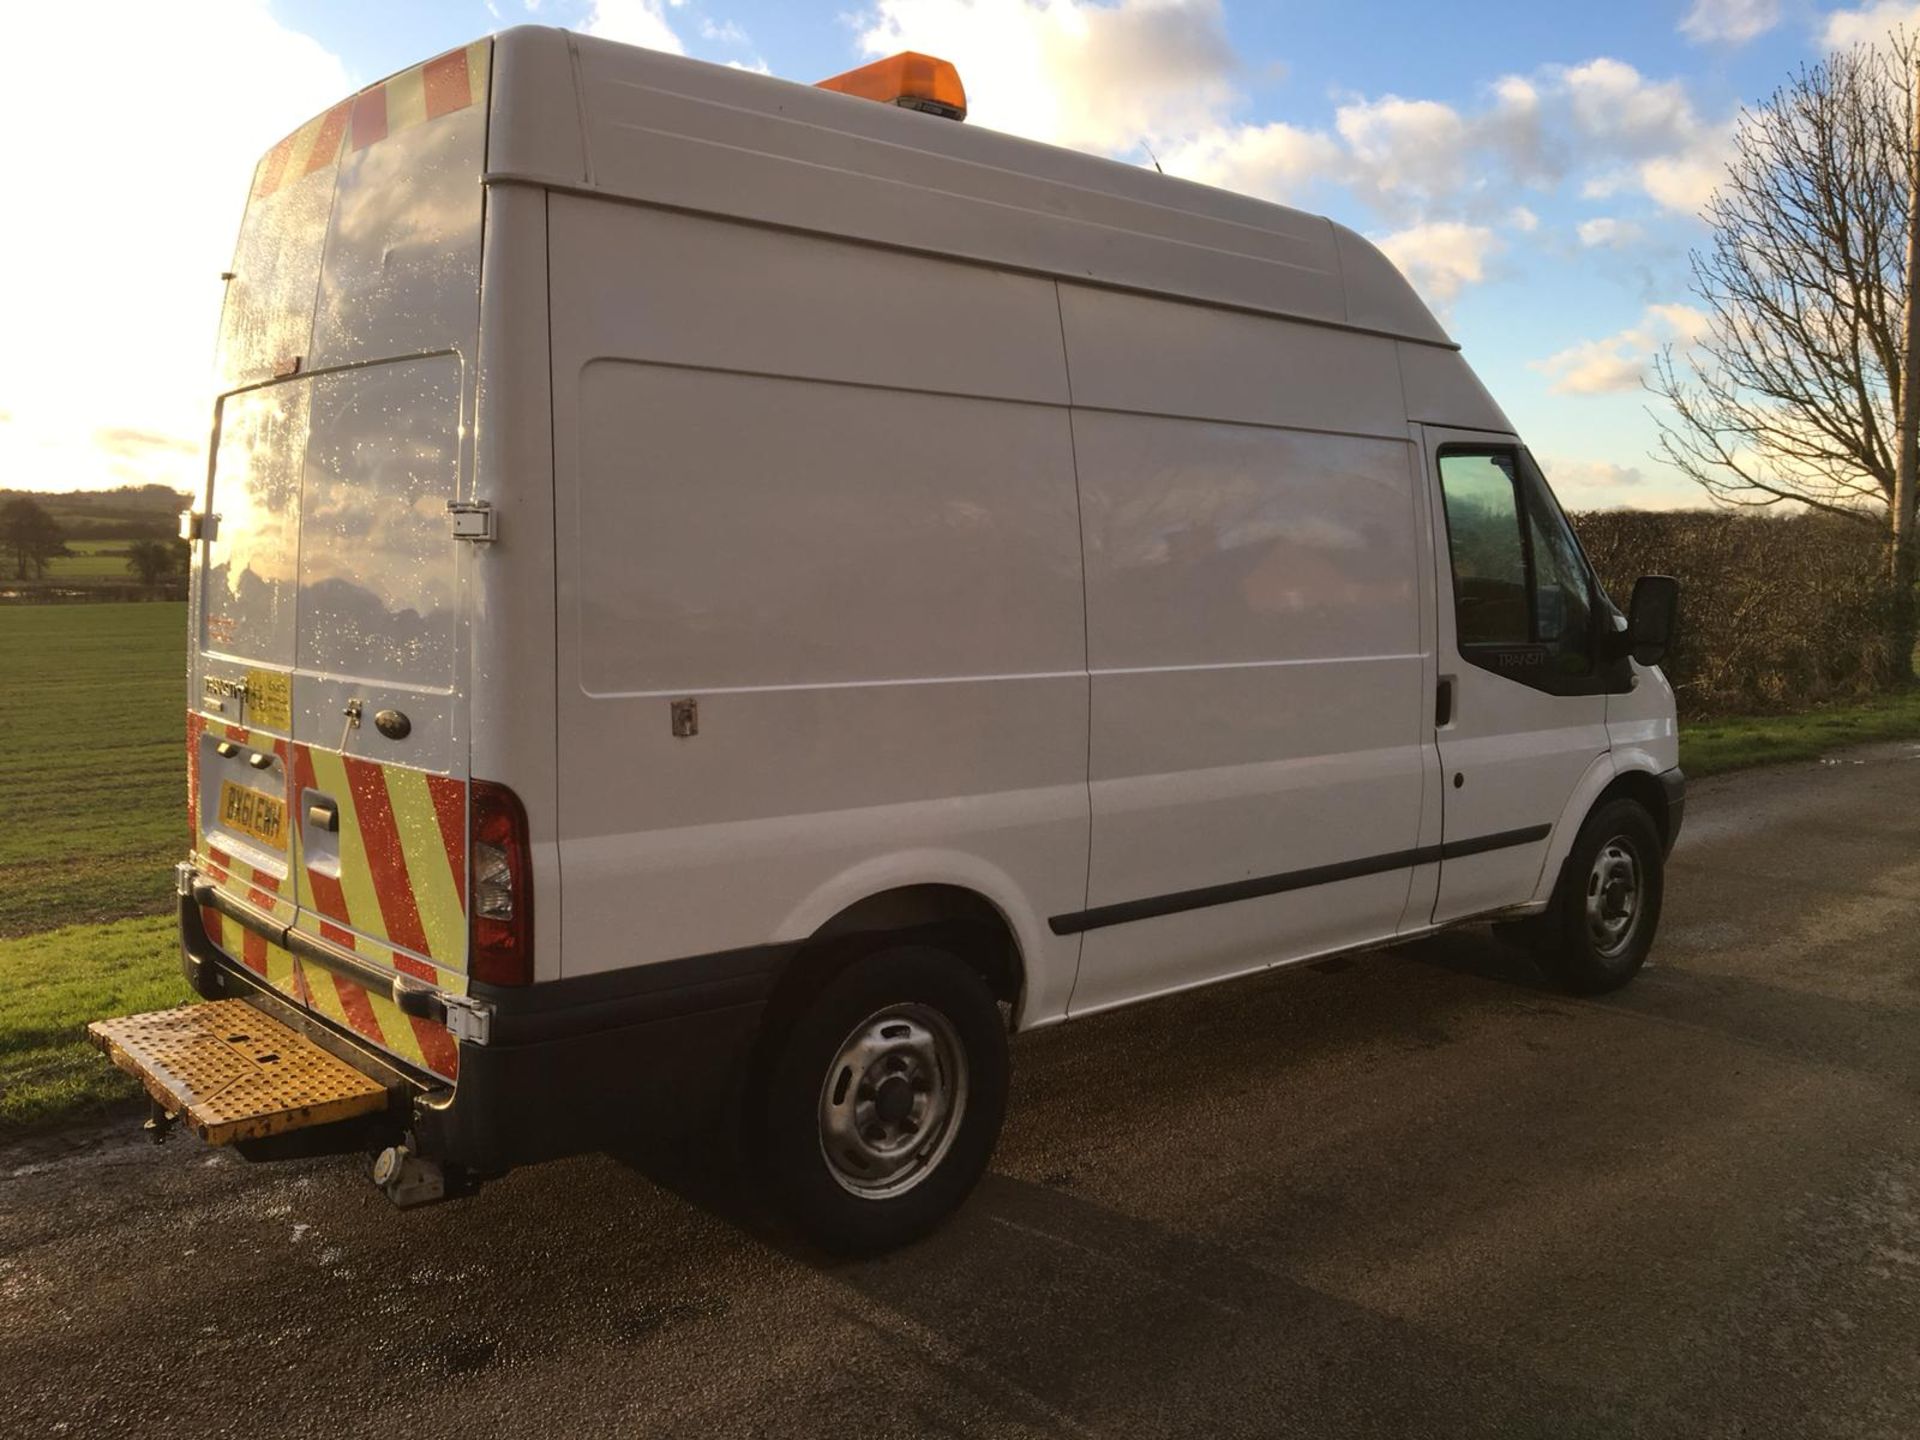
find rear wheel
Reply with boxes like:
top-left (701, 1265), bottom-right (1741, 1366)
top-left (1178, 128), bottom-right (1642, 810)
top-left (1529, 798), bottom-right (1665, 995)
top-left (759, 946), bottom-right (1009, 1254)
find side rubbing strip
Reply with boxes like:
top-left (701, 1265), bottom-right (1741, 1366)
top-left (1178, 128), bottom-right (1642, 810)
top-left (1048, 824), bottom-right (1552, 936)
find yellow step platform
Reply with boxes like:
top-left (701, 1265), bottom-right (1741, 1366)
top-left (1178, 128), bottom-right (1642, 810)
top-left (87, 998), bottom-right (392, 1145)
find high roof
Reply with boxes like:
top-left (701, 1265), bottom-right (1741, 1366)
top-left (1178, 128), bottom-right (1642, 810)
top-left (485, 26), bottom-right (1455, 350)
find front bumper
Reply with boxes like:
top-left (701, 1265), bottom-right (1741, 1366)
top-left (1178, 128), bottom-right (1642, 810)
top-left (1659, 766), bottom-right (1686, 855)
top-left (177, 886), bottom-right (781, 1175)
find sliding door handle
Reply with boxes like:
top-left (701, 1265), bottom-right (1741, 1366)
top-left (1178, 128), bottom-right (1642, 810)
top-left (1436, 676), bottom-right (1456, 728)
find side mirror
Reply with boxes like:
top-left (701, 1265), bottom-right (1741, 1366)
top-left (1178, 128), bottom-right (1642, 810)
top-left (1626, 574), bottom-right (1679, 667)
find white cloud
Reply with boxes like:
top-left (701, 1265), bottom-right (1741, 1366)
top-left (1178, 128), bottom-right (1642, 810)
top-left (856, 0), bottom-right (1237, 153)
top-left (1540, 456), bottom-right (1709, 510)
top-left (1680, 0), bottom-right (1782, 43)
top-left (1577, 216), bottom-right (1648, 248)
top-left (1531, 304), bottom-right (1711, 395)
top-left (1335, 95), bottom-right (1471, 201)
top-left (1374, 222), bottom-right (1502, 306)
top-left (1157, 120), bottom-right (1342, 204)
top-left (1645, 302), bottom-right (1714, 342)
top-left (1638, 132), bottom-right (1732, 215)
top-left (1820, 1), bottom-right (1920, 48)
top-left (1561, 58), bottom-right (1701, 159)
top-left (1543, 457), bottom-right (1647, 490)
top-left (701, 16), bottom-right (750, 44)
top-left (837, 6), bottom-right (1731, 302)
top-left (1312, 57), bottom-right (1728, 224)
top-left (583, 0), bottom-right (687, 54)
top-left (0, 0), bottom-right (350, 494)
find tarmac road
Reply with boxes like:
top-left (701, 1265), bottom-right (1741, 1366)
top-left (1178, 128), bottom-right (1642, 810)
top-left (6, 742), bottom-right (1920, 1439)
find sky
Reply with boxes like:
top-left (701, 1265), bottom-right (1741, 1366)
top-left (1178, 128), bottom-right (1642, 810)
top-left (2, 0), bottom-right (1918, 512)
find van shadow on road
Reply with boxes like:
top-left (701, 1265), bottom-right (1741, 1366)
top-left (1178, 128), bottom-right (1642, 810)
top-left (610, 904), bottom-right (1920, 1437)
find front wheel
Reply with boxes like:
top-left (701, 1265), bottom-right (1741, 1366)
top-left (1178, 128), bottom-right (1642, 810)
top-left (759, 947), bottom-right (1009, 1254)
top-left (1531, 798), bottom-right (1665, 995)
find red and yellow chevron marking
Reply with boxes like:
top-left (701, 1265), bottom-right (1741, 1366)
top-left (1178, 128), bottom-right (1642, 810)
top-left (287, 742), bottom-right (466, 1080)
top-left (299, 962), bottom-right (461, 1080)
top-left (198, 901), bottom-right (306, 1009)
top-left (186, 710), bottom-right (465, 1082)
top-left (254, 41), bottom-right (489, 201)
top-left (289, 744), bottom-right (467, 977)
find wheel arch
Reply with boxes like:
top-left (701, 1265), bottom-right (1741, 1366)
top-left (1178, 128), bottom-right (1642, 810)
top-left (1527, 758), bottom-right (1674, 910)
top-left (758, 883), bottom-right (1030, 1055)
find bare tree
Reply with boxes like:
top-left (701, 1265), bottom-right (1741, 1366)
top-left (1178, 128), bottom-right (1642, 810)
top-left (1650, 36), bottom-right (1920, 674)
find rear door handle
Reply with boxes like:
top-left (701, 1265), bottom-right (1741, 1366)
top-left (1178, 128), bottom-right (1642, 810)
top-left (307, 799), bottom-right (339, 833)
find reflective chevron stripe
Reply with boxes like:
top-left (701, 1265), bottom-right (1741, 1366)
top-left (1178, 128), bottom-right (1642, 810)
top-left (255, 42), bottom-right (489, 199)
top-left (188, 709), bottom-right (466, 1083)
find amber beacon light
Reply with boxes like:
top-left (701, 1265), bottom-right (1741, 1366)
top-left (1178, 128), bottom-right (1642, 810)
top-left (815, 52), bottom-right (967, 121)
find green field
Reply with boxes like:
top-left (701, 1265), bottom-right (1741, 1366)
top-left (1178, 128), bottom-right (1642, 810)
top-left (1681, 687), bottom-right (1920, 777)
top-left (0, 603), bottom-right (188, 1133)
top-left (0, 916), bottom-right (181, 1131)
top-left (41, 539), bottom-right (136, 580)
top-left (0, 604), bottom-right (187, 934)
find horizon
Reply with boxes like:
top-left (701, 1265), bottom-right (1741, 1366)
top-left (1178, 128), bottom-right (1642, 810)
top-left (2, 0), bottom-right (1915, 514)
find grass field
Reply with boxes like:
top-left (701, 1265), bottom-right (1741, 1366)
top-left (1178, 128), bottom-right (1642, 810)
top-left (0, 916), bottom-right (180, 1131)
top-left (0, 603), bottom-right (186, 935)
top-left (1680, 687), bottom-right (1920, 777)
top-left (41, 539), bottom-right (135, 580)
top-left (0, 603), bottom-right (188, 1133)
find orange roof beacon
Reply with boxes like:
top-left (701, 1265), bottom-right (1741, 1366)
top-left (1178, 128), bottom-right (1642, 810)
top-left (815, 51), bottom-right (967, 121)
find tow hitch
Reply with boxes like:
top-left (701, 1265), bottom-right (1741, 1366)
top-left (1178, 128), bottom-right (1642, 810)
top-left (370, 1144), bottom-right (449, 1208)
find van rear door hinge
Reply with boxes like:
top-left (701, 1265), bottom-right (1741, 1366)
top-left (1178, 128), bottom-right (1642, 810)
top-left (447, 500), bottom-right (496, 542)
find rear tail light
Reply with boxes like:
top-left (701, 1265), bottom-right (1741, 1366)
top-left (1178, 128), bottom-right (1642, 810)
top-left (470, 779), bottom-right (532, 986)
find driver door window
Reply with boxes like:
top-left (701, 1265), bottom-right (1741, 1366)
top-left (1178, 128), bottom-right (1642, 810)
top-left (1437, 448), bottom-right (1605, 693)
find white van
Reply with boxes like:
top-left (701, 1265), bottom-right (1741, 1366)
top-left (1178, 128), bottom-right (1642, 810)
top-left (93, 30), bottom-right (1682, 1253)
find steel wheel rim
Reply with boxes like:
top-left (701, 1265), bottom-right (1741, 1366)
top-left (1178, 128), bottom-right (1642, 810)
top-left (818, 1003), bottom-right (968, 1199)
top-left (1585, 837), bottom-right (1643, 959)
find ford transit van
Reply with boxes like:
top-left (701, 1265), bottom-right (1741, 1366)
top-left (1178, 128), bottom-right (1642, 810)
top-left (91, 30), bottom-right (1683, 1253)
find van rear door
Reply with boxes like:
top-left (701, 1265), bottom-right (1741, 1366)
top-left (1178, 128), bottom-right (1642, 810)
top-left (190, 44), bottom-right (490, 1080)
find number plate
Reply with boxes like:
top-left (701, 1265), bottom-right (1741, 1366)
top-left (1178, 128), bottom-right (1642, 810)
top-left (218, 780), bottom-right (287, 851)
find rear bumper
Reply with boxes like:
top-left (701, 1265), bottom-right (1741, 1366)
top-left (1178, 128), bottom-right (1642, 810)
top-left (178, 891), bottom-right (781, 1174)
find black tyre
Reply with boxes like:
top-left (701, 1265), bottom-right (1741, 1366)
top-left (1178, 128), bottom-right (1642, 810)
top-left (759, 946), bottom-right (1009, 1255)
top-left (1531, 798), bottom-right (1665, 995)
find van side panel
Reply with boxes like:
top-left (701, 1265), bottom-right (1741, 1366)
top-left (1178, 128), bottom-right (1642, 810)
top-left (1397, 342), bottom-right (1513, 434)
top-left (548, 199), bottom-right (1090, 1021)
top-left (1059, 286), bottom-right (1430, 1014)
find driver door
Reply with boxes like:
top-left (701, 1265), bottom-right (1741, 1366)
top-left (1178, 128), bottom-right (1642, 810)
top-left (1422, 430), bottom-right (1617, 923)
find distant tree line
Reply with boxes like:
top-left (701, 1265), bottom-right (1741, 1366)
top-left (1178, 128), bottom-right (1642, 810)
top-left (0, 495), bottom-right (187, 597)
top-left (1, 497), bottom-right (69, 580)
top-left (1574, 509), bottom-right (1906, 717)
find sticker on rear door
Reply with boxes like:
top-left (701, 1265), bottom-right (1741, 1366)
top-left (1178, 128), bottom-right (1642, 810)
top-left (243, 668), bottom-right (292, 731)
